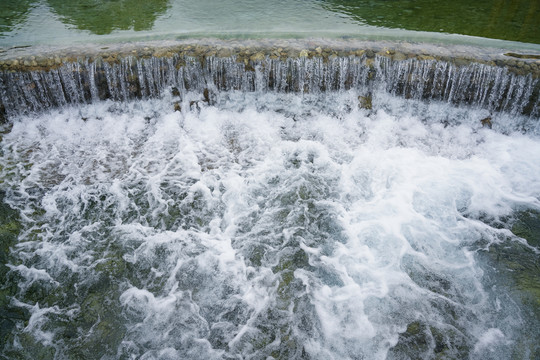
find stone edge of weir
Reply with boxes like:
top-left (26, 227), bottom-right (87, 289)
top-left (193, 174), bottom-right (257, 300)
top-left (1, 38), bottom-right (539, 77)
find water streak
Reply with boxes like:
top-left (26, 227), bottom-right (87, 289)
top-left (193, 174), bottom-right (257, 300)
top-left (2, 55), bottom-right (539, 118)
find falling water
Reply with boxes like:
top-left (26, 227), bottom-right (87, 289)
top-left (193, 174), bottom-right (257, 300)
top-left (1, 54), bottom-right (539, 117)
top-left (0, 50), bottom-right (539, 360)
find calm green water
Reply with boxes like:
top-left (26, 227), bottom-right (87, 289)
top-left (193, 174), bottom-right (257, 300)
top-left (324, 0), bottom-right (540, 45)
top-left (0, 0), bottom-right (539, 49)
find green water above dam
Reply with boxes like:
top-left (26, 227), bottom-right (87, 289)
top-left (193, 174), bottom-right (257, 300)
top-left (1, 0), bottom-right (539, 50)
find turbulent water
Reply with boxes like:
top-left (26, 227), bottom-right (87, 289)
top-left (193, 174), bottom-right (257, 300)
top-left (1, 88), bottom-right (540, 359)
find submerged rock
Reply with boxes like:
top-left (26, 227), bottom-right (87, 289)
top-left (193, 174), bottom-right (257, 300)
top-left (480, 116), bottom-right (493, 129)
top-left (388, 321), bottom-right (470, 360)
top-left (512, 209), bottom-right (540, 248)
top-left (203, 87), bottom-right (213, 104)
top-left (358, 95), bottom-right (373, 110)
top-left (0, 191), bottom-right (25, 352)
top-left (473, 208), bottom-right (540, 357)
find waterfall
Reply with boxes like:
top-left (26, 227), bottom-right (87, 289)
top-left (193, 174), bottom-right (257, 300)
top-left (1, 54), bottom-right (539, 118)
top-left (1, 43), bottom-right (539, 359)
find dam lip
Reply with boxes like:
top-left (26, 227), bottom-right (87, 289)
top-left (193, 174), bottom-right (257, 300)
top-left (0, 38), bottom-right (539, 77)
top-left (1, 37), bottom-right (538, 120)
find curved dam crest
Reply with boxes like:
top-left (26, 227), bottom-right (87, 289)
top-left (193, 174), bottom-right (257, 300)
top-left (1, 39), bottom-right (539, 119)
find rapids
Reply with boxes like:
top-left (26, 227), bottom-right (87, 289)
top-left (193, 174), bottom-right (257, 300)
top-left (1, 88), bottom-right (539, 359)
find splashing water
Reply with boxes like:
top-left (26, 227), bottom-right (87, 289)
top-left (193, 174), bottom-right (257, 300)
top-left (2, 54), bottom-right (539, 118)
top-left (1, 89), bottom-right (539, 359)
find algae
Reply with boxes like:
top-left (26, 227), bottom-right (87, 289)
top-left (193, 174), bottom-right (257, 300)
top-left (0, 190), bottom-right (25, 351)
top-left (472, 208), bottom-right (540, 358)
top-left (511, 209), bottom-right (540, 248)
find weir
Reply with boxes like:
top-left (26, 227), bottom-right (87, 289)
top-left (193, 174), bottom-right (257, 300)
top-left (1, 40), bottom-right (539, 119)
top-left (1, 39), bottom-right (540, 360)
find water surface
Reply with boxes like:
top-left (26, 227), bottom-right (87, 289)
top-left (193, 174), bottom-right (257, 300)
top-left (1, 0), bottom-right (539, 50)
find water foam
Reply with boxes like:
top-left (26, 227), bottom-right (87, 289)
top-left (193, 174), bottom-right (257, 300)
top-left (1, 89), bottom-right (539, 359)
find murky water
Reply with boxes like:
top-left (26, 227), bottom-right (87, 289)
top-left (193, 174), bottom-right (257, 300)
top-left (1, 88), bottom-right (539, 359)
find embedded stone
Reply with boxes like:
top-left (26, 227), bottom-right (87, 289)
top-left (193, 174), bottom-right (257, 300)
top-left (36, 58), bottom-right (48, 67)
top-left (217, 48), bottom-right (232, 57)
top-left (358, 95), bottom-right (373, 110)
top-left (392, 52), bottom-right (407, 61)
top-left (250, 52), bottom-right (265, 62)
top-left (480, 116), bottom-right (492, 129)
top-left (418, 55), bottom-right (435, 61)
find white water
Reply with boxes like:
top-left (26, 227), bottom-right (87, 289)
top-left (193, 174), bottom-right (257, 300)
top-left (1, 89), bottom-right (539, 359)
top-left (3, 55), bottom-right (539, 118)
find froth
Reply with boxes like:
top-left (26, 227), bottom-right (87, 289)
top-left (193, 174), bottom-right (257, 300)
top-left (1, 89), bottom-right (538, 359)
